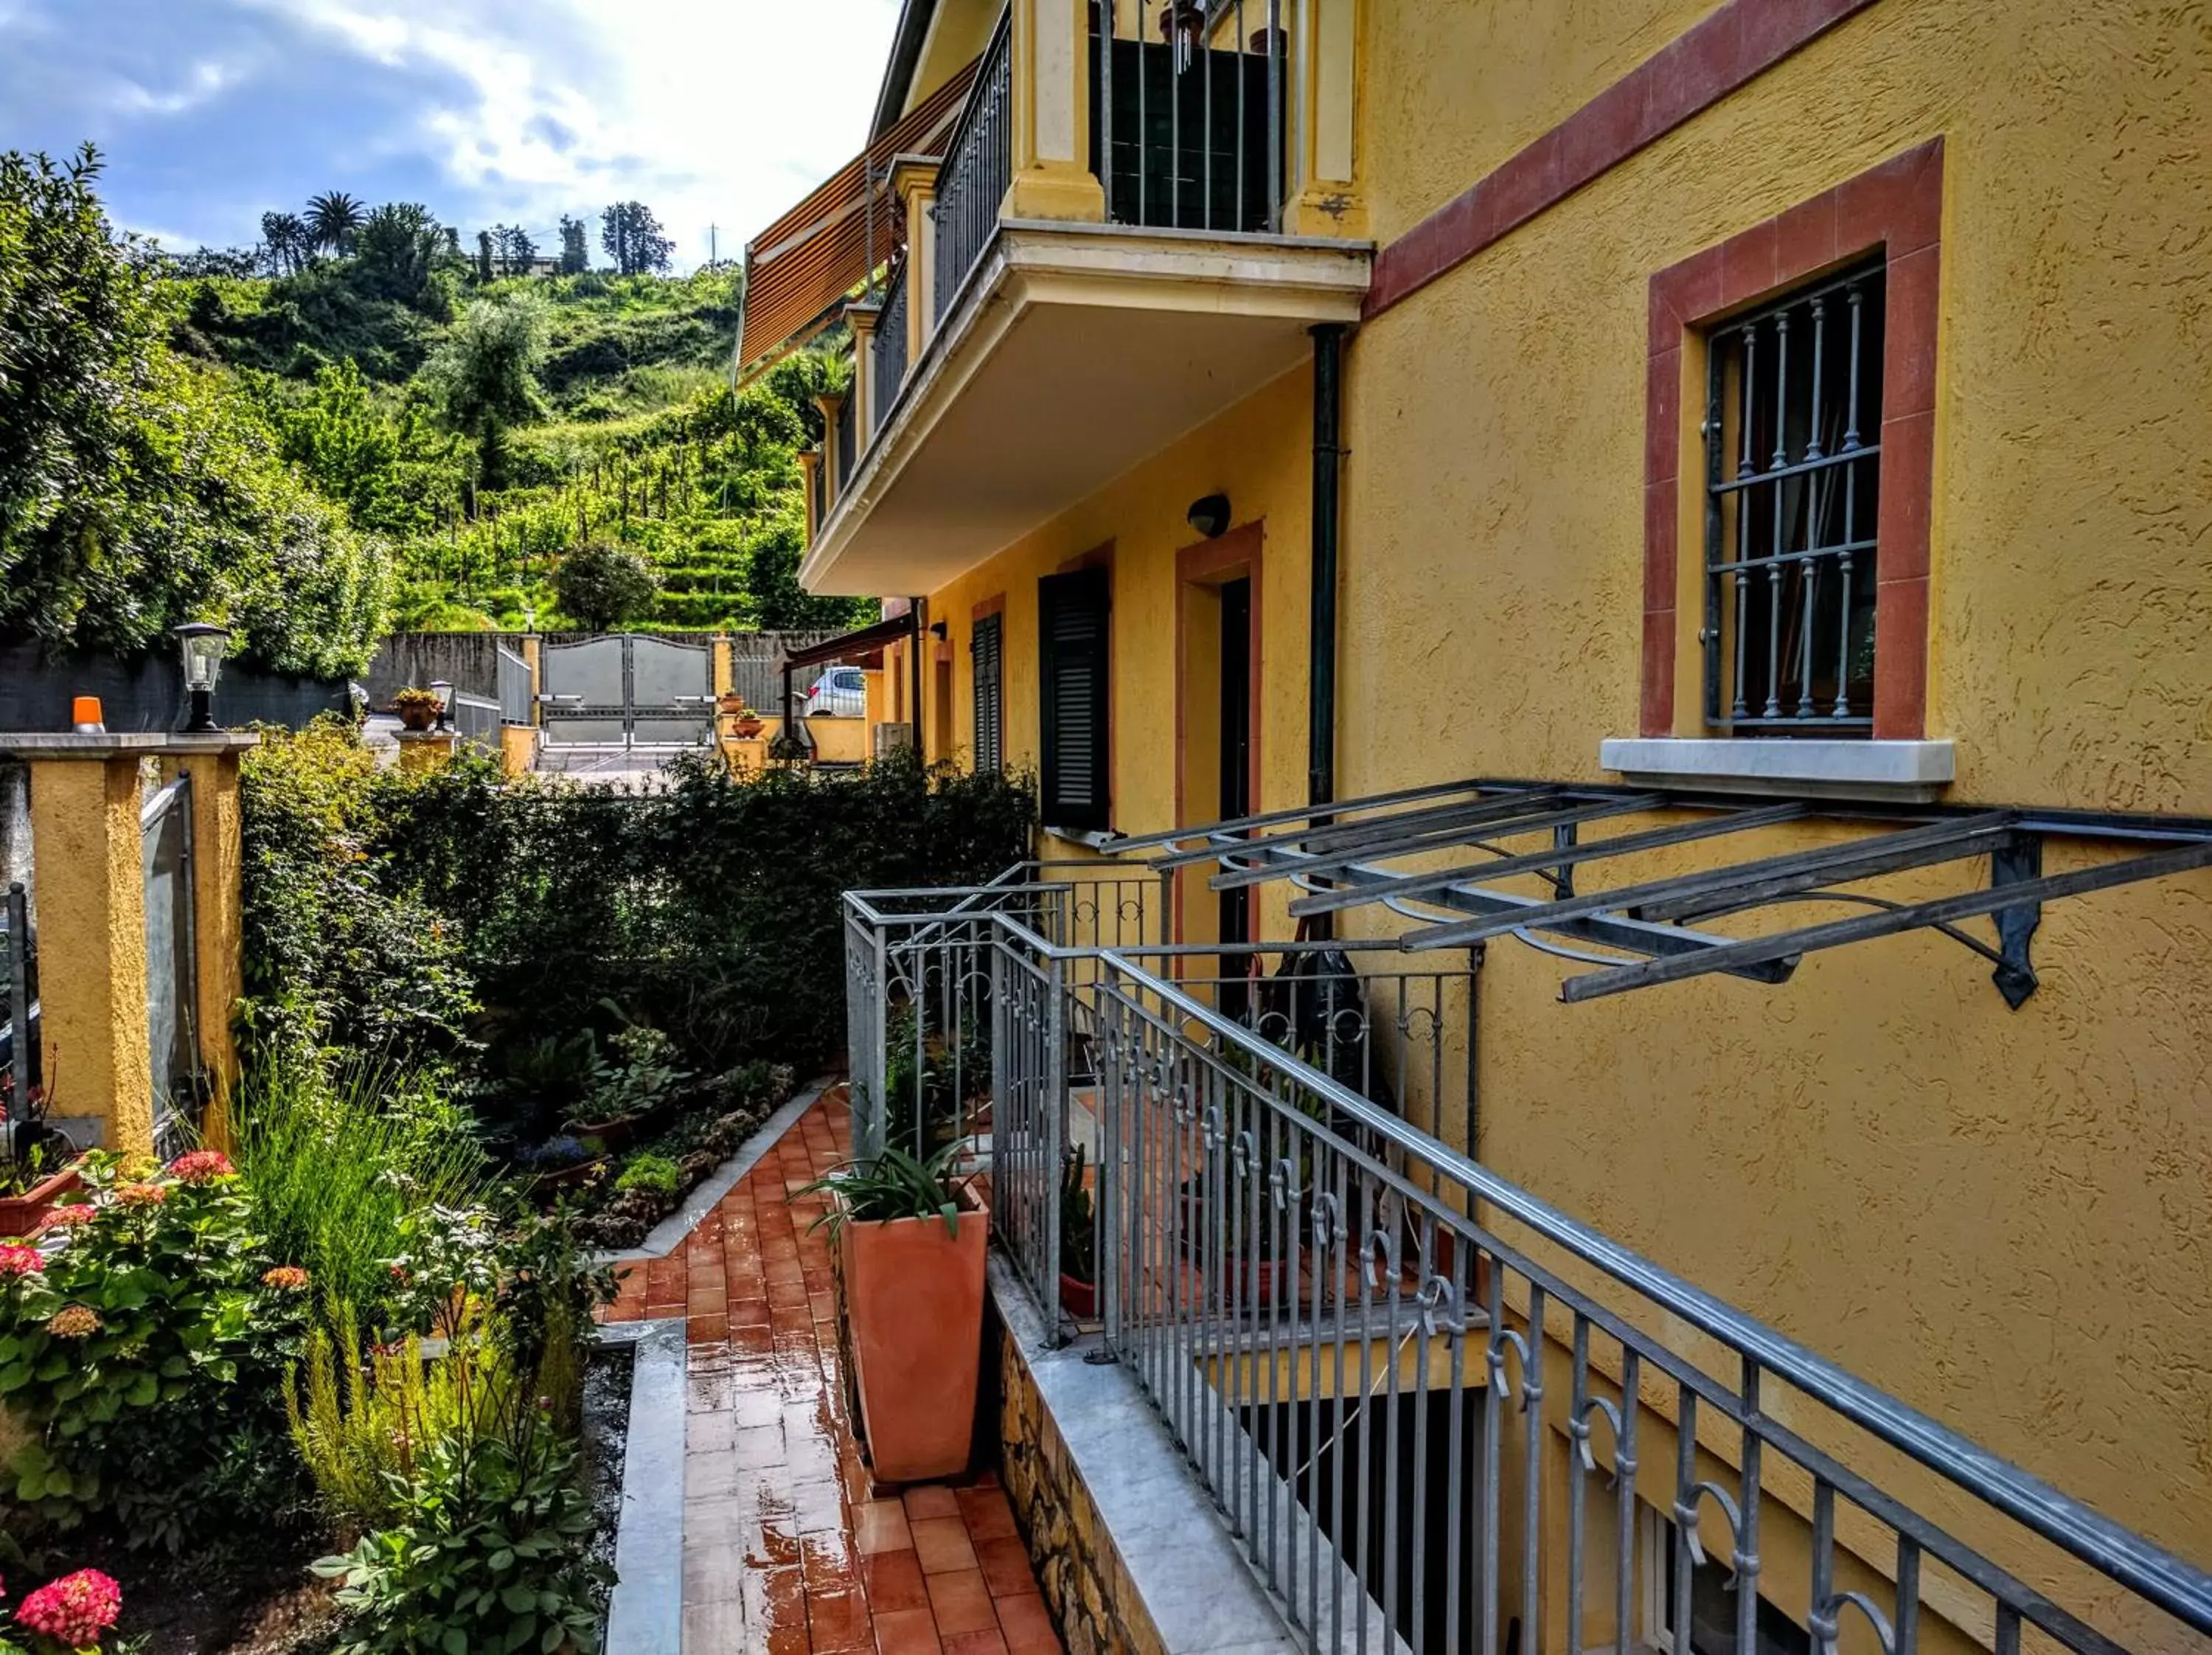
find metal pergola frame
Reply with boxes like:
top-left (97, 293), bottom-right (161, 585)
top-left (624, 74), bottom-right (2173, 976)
top-left (1105, 778), bottom-right (2212, 1007)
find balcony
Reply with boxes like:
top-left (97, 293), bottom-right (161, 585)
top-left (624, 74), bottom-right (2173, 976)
top-left (805, 1), bottom-right (1371, 597)
top-left (843, 811), bottom-right (2212, 1655)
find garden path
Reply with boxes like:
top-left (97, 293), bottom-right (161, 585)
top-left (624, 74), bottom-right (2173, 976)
top-left (605, 1091), bottom-right (1064, 1655)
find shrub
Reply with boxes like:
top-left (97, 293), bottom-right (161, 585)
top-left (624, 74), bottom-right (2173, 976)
top-left (613, 1153), bottom-right (680, 1199)
top-left (553, 536), bottom-right (658, 630)
top-left (232, 1055), bottom-right (490, 1321)
top-left (0, 1152), bottom-right (313, 1551)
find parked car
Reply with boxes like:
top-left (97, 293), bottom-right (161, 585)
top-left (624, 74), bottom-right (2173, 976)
top-left (806, 666), bottom-right (866, 719)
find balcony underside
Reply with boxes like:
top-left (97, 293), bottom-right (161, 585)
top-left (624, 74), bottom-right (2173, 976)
top-left (801, 221), bottom-right (1371, 597)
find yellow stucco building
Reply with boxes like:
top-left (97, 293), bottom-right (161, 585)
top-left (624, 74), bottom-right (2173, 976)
top-left (751, 3), bottom-right (2212, 1651)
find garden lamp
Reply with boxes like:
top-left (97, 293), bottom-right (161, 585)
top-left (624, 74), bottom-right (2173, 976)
top-left (429, 680), bottom-right (454, 732)
top-left (173, 622), bottom-right (231, 732)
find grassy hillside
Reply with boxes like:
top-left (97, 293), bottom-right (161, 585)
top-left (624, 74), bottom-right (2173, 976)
top-left (169, 254), bottom-right (864, 636)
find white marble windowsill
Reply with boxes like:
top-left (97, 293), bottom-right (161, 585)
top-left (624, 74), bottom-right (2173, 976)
top-left (1599, 737), bottom-right (1955, 802)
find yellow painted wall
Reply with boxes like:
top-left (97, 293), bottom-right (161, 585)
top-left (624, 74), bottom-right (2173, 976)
top-left (882, 0), bottom-right (2212, 1629)
top-left (1329, 0), bottom-right (2212, 1603)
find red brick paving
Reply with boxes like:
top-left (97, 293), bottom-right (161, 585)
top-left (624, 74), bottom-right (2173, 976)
top-left (603, 1089), bottom-right (1061, 1655)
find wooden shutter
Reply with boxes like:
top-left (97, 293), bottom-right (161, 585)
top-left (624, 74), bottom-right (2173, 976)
top-left (971, 614), bottom-right (1004, 774)
top-left (1037, 567), bottom-right (1110, 830)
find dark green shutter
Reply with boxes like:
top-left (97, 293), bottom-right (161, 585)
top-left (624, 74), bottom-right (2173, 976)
top-left (971, 614), bottom-right (1004, 774)
top-left (1038, 568), bottom-right (1110, 830)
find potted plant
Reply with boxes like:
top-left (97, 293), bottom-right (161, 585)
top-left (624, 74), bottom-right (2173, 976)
top-left (521, 1135), bottom-right (605, 1193)
top-left (565, 1016), bottom-right (689, 1151)
top-left (732, 704), bottom-right (765, 739)
top-left (1178, 1166), bottom-right (1287, 1308)
top-left (392, 687), bottom-right (443, 732)
top-left (0, 1073), bottom-right (80, 1239)
top-left (1059, 1144), bottom-right (1097, 1319)
top-left (806, 1144), bottom-right (989, 1483)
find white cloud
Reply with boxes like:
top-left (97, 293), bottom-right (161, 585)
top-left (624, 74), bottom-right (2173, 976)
top-left (234, 0), bottom-right (901, 267)
top-left (110, 57), bottom-right (254, 117)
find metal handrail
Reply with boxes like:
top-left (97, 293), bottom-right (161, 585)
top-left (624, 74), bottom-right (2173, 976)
top-left (1097, 948), bottom-right (2212, 1643)
top-left (872, 264), bottom-right (911, 434)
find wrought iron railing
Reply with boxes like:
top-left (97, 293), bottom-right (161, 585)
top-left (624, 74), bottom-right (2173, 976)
top-left (933, 8), bottom-right (1015, 327)
top-left (844, 867), bottom-right (2212, 1655)
top-left (835, 391), bottom-right (856, 494)
top-left (1092, 0), bottom-right (1287, 235)
top-left (873, 266), bottom-right (911, 434)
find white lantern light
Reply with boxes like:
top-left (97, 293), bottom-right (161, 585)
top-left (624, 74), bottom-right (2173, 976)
top-left (429, 680), bottom-right (454, 731)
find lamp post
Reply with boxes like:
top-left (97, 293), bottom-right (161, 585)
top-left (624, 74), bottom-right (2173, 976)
top-left (428, 680), bottom-right (454, 734)
top-left (173, 622), bottom-right (232, 733)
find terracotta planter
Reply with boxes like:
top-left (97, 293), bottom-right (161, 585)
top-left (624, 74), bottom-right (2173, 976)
top-left (530, 1156), bottom-right (608, 1193)
top-left (734, 715), bottom-right (765, 738)
top-left (396, 703), bottom-right (438, 732)
top-left (1059, 1272), bottom-right (1096, 1319)
top-left (0, 1166), bottom-right (83, 1241)
top-left (840, 1195), bottom-right (990, 1483)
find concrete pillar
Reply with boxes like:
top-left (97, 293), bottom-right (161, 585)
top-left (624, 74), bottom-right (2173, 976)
top-left (1008, 0), bottom-right (1105, 222)
top-left (891, 157), bottom-right (943, 353)
top-left (395, 731), bottom-right (458, 774)
top-left (1286, 0), bottom-right (1368, 237)
top-left (818, 395), bottom-right (847, 507)
top-left (24, 753), bottom-right (152, 1153)
top-left (711, 634), bottom-right (734, 701)
top-left (846, 306), bottom-right (881, 436)
top-left (799, 451), bottom-right (824, 544)
top-left (521, 634), bottom-right (543, 729)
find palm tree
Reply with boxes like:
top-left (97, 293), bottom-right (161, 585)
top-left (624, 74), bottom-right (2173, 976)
top-left (260, 210), bottom-right (310, 275)
top-left (305, 191), bottom-right (366, 256)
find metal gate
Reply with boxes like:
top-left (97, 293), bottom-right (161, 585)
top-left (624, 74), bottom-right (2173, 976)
top-left (142, 775), bottom-right (201, 1158)
top-left (539, 634), bottom-right (714, 751)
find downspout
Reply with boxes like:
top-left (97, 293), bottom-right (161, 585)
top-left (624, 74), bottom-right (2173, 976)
top-left (1307, 323), bottom-right (1348, 931)
top-left (908, 599), bottom-right (925, 756)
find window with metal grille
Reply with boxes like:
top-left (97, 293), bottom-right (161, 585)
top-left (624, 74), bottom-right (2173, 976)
top-left (1038, 567), bottom-right (1110, 829)
top-left (1703, 261), bottom-right (1885, 734)
top-left (971, 612), bottom-right (1004, 774)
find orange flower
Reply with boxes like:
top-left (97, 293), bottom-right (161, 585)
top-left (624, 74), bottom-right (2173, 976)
top-left (45, 1305), bottom-right (101, 1339)
top-left (262, 1266), bottom-right (311, 1291)
top-left (115, 1183), bottom-right (169, 1207)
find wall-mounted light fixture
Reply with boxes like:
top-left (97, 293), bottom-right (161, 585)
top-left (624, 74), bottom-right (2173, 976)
top-left (1186, 493), bottom-right (1232, 539)
top-left (173, 622), bottom-right (232, 733)
top-left (929, 620), bottom-right (949, 640)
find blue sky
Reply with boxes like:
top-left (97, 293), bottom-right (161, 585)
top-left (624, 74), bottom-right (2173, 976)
top-left (0, 0), bottom-right (901, 268)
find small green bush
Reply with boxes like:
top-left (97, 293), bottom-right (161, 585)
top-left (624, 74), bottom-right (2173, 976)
top-left (613, 1153), bottom-right (681, 1199)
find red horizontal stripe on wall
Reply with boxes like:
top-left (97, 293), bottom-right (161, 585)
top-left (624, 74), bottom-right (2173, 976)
top-left (1364, 0), bottom-right (1882, 317)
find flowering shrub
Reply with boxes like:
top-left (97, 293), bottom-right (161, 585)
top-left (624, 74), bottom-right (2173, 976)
top-left (0, 1566), bottom-right (123, 1654)
top-left (0, 1150), bottom-right (313, 1551)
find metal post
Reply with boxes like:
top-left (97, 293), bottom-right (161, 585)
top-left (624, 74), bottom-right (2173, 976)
top-left (6, 882), bottom-right (29, 1157)
top-left (1043, 953), bottom-right (1068, 1344)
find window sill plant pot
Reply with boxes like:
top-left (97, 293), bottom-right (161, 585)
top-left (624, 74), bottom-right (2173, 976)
top-left (0, 1164), bottom-right (83, 1240)
top-left (815, 1148), bottom-right (990, 1484)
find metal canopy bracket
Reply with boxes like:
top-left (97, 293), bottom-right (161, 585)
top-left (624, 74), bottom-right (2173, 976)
top-left (1127, 775), bottom-right (2212, 1007)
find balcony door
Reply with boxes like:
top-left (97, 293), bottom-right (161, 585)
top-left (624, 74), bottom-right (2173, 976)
top-left (1176, 528), bottom-right (1262, 996)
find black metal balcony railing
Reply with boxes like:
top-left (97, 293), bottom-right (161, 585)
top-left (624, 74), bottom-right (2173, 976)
top-left (845, 863), bottom-right (2212, 1655)
top-left (933, 9), bottom-right (1015, 327)
top-left (873, 266), bottom-right (910, 435)
top-left (1093, 0), bottom-right (1286, 235)
top-left (835, 389), bottom-right (855, 494)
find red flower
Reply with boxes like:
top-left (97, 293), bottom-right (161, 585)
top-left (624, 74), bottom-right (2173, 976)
top-left (39, 1204), bottom-right (96, 1230)
top-left (15, 1568), bottom-right (122, 1645)
top-left (262, 1265), bottom-right (310, 1291)
top-left (167, 1148), bottom-right (236, 1184)
top-left (0, 1244), bottom-right (44, 1277)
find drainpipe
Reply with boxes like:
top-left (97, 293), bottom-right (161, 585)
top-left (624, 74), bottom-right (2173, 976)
top-left (908, 599), bottom-right (925, 757)
top-left (1307, 322), bottom-right (1348, 931)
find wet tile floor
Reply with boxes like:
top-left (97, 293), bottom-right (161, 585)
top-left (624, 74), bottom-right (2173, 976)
top-left (604, 1089), bottom-right (1063, 1655)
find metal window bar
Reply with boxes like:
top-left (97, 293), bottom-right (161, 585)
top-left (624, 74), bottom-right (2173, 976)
top-left (841, 877), bottom-right (2212, 1655)
top-left (1705, 260), bottom-right (1885, 734)
top-left (933, 9), bottom-right (1015, 327)
top-left (873, 264), bottom-right (911, 434)
top-left (1091, 0), bottom-right (1286, 235)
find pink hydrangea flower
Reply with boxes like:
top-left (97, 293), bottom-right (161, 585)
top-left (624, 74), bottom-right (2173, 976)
top-left (166, 1148), bottom-right (235, 1184)
top-left (115, 1182), bottom-right (169, 1207)
top-left (262, 1265), bottom-right (310, 1291)
top-left (39, 1204), bottom-right (96, 1230)
top-left (15, 1568), bottom-right (122, 1646)
top-left (0, 1244), bottom-right (44, 1277)
top-left (44, 1305), bottom-right (100, 1339)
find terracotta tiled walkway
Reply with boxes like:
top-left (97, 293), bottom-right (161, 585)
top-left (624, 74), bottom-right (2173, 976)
top-left (605, 1091), bottom-right (1063, 1655)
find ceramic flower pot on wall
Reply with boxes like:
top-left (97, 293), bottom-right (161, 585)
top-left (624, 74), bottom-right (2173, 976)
top-left (839, 1194), bottom-right (990, 1482)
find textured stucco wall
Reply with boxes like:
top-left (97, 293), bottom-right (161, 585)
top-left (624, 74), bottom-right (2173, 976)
top-left (1338, 0), bottom-right (2212, 1587)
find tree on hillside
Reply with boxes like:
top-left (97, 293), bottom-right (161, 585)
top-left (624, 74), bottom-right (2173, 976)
top-left (599, 201), bottom-right (672, 277)
top-left (491, 223), bottom-right (538, 276)
top-left (305, 191), bottom-right (366, 255)
top-left (475, 229), bottom-right (495, 285)
top-left (260, 209), bottom-right (312, 275)
top-left (421, 291), bottom-right (549, 489)
top-left (353, 202), bottom-right (447, 305)
top-left (557, 215), bottom-right (588, 274)
top-left (554, 538), bottom-right (658, 629)
top-left (0, 146), bottom-right (389, 672)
